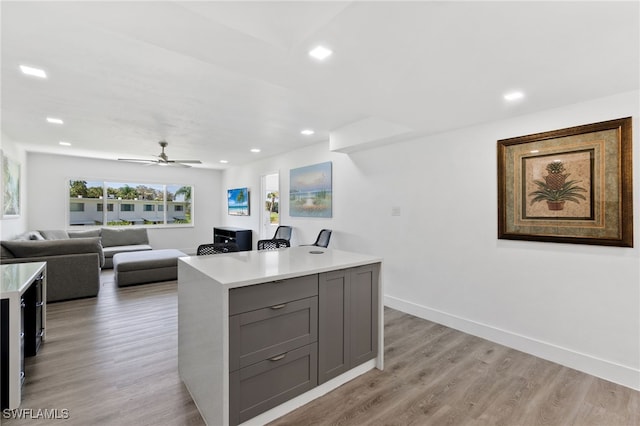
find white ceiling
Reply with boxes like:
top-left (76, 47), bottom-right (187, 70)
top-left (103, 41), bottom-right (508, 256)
top-left (2, 1), bottom-right (638, 169)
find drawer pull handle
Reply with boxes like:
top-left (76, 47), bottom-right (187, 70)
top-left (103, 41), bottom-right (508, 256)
top-left (269, 353), bottom-right (286, 362)
top-left (270, 303), bottom-right (287, 310)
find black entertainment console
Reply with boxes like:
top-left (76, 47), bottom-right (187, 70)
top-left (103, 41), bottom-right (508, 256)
top-left (213, 227), bottom-right (252, 251)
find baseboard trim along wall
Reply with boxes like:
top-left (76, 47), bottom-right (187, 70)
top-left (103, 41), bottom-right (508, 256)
top-left (384, 295), bottom-right (640, 391)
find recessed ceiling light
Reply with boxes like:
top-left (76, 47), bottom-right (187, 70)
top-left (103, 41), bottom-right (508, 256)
top-left (309, 46), bottom-right (333, 61)
top-left (219, 160), bottom-right (229, 164)
top-left (47, 117), bottom-right (64, 124)
top-left (59, 141), bottom-right (71, 146)
top-left (250, 148), bottom-right (261, 153)
top-left (20, 65), bottom-right (47, 78)
top-left (301, 129), bottom-right (315, 136)
top-left (504, 91), bottom-right (525, 101)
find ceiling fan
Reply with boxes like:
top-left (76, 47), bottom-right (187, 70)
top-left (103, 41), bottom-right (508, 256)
top-left (118, 141), bottom-right (202, 167)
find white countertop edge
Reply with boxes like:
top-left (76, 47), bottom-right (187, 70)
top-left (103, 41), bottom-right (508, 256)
top-left (221, 260), bottom-right (383, 289)
top-left (178, 247), bottom-right (382, 289)
top-left (1, 262), bottom-right (47, 297)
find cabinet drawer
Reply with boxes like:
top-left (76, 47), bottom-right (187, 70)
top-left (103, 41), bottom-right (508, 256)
top-left (229, 296), bottom-right (317, 372)
top-left (229, 343), bottom-right (318, 425)
top-left (229, 274), bottom-right (318, 315)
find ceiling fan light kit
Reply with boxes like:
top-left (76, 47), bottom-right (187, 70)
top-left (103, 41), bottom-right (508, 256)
top-left (118, 141), bottom-right (202, 167)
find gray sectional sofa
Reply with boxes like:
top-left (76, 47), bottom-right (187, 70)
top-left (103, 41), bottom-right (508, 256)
top-left (1, 236), bottom-right (103, 302)
top-left (96, 228), bottom-right (152, 269)
top-left (0, 228), bottom-right (152, 302)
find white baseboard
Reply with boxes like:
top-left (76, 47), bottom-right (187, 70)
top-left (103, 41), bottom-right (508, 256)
top-left (384, 295), bottom-right (640, 391)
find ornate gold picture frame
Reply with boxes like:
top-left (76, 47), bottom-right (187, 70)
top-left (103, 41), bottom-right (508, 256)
top-left (497, 117), bottom-right (633, 247)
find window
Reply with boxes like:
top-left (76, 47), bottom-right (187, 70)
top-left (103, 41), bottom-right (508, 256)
top-left (68, 180), bottom-right (193, 227)
top-left (70, 202), bottom-right (85, 212)
top-left (97, 203), bottom-right (114, 212)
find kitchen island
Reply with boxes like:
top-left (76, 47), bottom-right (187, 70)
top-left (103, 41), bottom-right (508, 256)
top-left (178, 246), bottom-right (383, 426)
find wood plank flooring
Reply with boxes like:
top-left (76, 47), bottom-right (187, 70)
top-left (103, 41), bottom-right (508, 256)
top-left (272, 309), bottom-right (639, 426)
top-left (4, 271), bottom-right (204, 426)
top-left (4, 272), bottom-right (638, 425)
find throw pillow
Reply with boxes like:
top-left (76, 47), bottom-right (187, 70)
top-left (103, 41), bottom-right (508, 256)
top-left (100, 227), bottom-right (148, 247)
top-left (39, 230), bottom-right (70, 240)
top-left (30, 231), bottom-right (46, 240)
top-left (68, 229), bottom-right (101, 239)
top-left (14, 231), bottom-right (45, 241)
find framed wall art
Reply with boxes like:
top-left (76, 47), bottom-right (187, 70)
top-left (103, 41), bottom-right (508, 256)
top-left (290, 161), bottom-right (332, 218)
top-left (227, 187), bottom-right (249, 216)
top-left (1, 150), bottom-right (21, 218)
top-left (497, 117), bottom-right (633, 247)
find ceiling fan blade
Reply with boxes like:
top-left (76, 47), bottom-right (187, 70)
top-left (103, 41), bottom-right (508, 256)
top-left (118, 158), bottom-right (158, 163)
top-left (170, 160), bottom-right (202, 164)
top-left (119, 142), bottom-right (200, 167)
top-left (159, 161), bottom-right (191, 168)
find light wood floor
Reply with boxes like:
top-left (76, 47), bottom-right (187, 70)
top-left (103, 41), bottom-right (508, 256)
top-left (5, 272), bottom-right (638, 426)
top-left (271, 309), bottom-right (639, 426)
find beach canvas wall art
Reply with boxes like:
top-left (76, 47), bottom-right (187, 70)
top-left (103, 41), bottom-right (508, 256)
top-left (289, 162), bottom-right (332, 218)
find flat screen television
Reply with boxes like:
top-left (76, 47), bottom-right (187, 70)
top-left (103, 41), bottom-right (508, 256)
top-left (227, 187), bottom-right (249, 216)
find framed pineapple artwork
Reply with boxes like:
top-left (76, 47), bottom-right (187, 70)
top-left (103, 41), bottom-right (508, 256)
top-left (497, 117), bottom-right (633, 247)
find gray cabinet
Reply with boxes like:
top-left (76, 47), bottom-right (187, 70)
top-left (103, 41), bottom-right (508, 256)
top-left (318, 263), bottom-right (379, 384)
top-left (228, 274), bottom-right (319, 425)
top-left (225, 263), bottom-right (379, 424)
top-left (230, 343), bottom-right (317, 425)
top-left (178, 247), bottom-right (383, 426)
top-left (350, 264), bottom-right (379, 366)
top-left (229, 297), bottom-right (318, 371)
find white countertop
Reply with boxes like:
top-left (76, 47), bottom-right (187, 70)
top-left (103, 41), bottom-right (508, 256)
top-left (178, 246), bottom-right (381, 289)
top-left (1, 262), bottom-right (46, 297)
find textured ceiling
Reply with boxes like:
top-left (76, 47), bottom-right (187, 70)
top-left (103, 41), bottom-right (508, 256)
top-left (1, 1), bottom-right (638, 169)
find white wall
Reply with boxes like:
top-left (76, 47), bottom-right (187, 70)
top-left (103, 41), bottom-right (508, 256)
top-left (0, 133), bottom-right (29, 239)
top-left (223, 155), bottom-right (339, 248)
top-left (223, 91), bottom-right (640, 390)
top-left (27, 153), bottom-right (222, 253)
